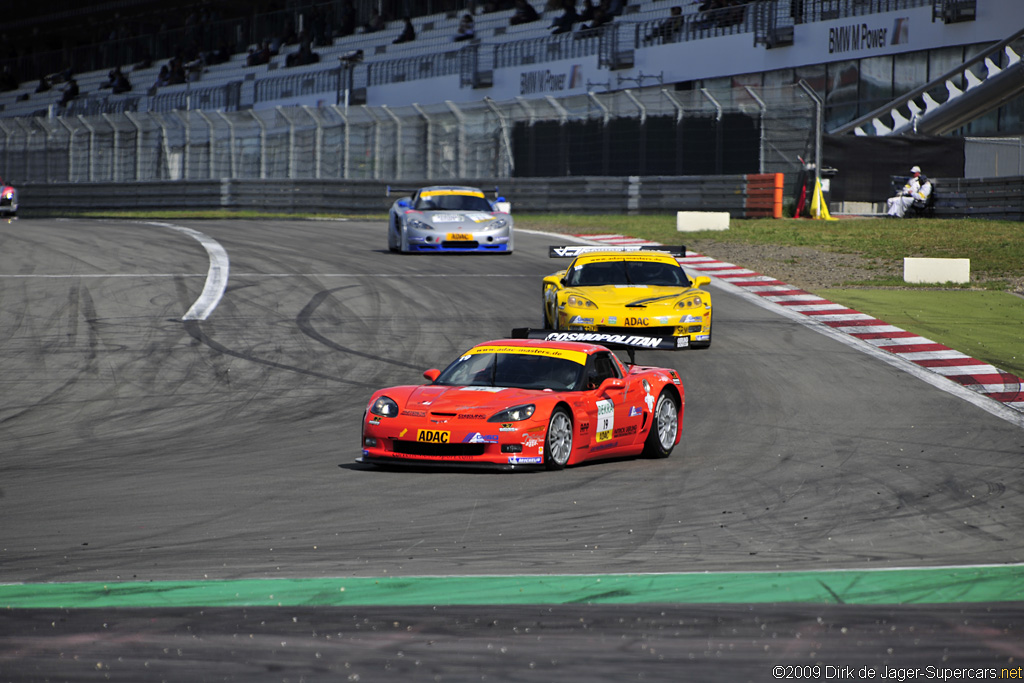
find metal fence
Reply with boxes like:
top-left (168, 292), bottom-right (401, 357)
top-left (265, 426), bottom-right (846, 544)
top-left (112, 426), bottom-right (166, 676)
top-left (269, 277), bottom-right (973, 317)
top-left (0, 83), bottom-right (818, 184)
top-left (965, 136), bottom-right (1024, 178)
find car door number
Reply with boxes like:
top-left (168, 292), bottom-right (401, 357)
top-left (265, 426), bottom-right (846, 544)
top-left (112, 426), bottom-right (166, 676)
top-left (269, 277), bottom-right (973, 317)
top-left (595, 400), bottom-right (614, 442)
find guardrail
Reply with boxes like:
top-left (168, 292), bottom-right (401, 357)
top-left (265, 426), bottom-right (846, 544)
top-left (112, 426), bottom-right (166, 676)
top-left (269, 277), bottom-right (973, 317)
top-left (16, 175), bottom-right (781, 217)
top-left (15, 175), bottom-right (1022, 220)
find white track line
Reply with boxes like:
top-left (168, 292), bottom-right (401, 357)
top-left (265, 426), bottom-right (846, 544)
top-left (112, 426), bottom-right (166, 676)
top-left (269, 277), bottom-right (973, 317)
top-left (143, 221), bottom-right (230, 321)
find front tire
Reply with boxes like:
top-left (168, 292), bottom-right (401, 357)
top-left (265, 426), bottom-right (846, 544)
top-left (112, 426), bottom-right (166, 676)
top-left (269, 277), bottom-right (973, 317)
top-left (544, 407), bottom-right (573, 470)
top-left (643, 392), bottom-right (678, 458)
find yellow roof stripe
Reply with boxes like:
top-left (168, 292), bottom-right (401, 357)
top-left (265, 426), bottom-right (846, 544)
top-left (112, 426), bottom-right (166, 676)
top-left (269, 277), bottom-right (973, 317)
top-left (421, 190), bottom-right (485, 198)
top-left (466, 345), bottom-right (588, 366)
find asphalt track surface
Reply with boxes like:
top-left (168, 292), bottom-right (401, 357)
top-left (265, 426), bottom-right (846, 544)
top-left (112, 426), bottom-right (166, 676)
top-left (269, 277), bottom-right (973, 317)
top-left (1, 218), bottom-right (1022, 682)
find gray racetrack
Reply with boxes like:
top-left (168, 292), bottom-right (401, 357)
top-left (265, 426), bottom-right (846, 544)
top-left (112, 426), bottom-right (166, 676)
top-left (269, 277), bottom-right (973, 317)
top-left (2, 218), bottom-right (1022, 681)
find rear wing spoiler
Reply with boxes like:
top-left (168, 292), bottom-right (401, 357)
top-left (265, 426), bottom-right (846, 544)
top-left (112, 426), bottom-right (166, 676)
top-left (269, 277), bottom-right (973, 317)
top-left (510, 328), bottom-right (682, 352)
top-left (548, 245), bottom-right (686, 258)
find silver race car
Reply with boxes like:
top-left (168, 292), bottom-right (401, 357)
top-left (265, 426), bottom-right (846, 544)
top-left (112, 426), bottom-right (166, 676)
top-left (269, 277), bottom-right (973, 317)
top-left (387, 185), bottom-right (513, 254)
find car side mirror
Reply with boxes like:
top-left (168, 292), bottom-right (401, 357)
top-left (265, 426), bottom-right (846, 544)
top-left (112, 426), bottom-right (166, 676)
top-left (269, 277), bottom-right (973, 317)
top-left (693, 275), bottom-right (711, 288)
top-left (397, 198), bottom-right (410, 208)
top-left (598, 377), bottom-right (625, 393)
top-left (423, 368), bottom-right (441, 382)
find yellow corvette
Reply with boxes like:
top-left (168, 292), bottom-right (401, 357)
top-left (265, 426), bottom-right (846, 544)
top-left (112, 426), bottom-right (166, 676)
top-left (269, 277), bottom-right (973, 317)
top-left (542, 245), bottom-right (713, 350)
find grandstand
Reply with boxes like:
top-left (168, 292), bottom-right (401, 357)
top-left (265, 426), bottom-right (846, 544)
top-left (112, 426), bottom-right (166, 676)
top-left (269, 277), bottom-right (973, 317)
top-left (1, 0), bottom-right (1020, 133)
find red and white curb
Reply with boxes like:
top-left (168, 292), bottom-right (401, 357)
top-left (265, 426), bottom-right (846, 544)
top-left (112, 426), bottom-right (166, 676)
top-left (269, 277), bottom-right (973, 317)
top-left (573, 233), bottom-right (1024, 416)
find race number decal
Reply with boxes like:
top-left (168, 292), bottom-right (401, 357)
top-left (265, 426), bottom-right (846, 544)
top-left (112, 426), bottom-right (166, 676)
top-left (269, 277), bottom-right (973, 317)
top-left (595, 399), bottom-right (614, 442)
top-left (417, 429), bottom-right (450, 443)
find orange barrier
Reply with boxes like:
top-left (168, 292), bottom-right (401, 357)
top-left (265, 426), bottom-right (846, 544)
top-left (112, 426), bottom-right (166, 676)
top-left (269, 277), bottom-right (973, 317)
top-left (745, 173), bottom-right (784, 218)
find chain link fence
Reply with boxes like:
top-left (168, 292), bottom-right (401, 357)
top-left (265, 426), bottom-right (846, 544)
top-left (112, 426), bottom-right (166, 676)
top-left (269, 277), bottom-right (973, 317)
top-left (0, 83), bottom-right (818, 184)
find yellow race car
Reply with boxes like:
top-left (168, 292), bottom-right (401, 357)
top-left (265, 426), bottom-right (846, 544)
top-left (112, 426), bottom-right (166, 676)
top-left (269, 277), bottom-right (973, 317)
top-left (542, 245), bottom-right (713, 350)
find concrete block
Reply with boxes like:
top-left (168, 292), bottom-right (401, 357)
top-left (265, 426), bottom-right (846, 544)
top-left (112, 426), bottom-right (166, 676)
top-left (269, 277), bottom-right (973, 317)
top-left (903, 257), bottom-right (970, 284)
top-left (676, 211), bottom-right (730, 232)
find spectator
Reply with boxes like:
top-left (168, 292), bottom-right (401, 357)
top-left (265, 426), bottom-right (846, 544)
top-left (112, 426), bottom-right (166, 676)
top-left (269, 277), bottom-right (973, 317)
top-left (363, 10), bottom-right (385, 33)
top-left (35, 76), bottom-right (52, 94)
top-left (59, 77), bottom-right (79, 107)
top-left (153, 65), bottom-right (170, 88)
top-left (510, 0), bottom-right (540, 25)
top-left (580, 0), bottom-right (597, 22)
top-left (602, 0), bottom-right (625, 16)
top-left (393, 15), bottom-right (416, 44)
top-left (646, 5), bottom-right (684, 43)
top-left (246, 41), bottom-right (272, 67)
top-left (453, 13), bottom-right (476, 41)
top-left (0, 65), bottom-right (17, 92)
top-left (111, 67), bottom-right (132, 94)
top-left (886, 166), bottom-right (932, 218)
top-left (550, 0), bottom-right (580, 34)
top-left (338, 0), bottom-right (357, 37)
top-left (582, 6), bottom-right (613, 29)
top-left (286, 38), bottom-right (320, 67)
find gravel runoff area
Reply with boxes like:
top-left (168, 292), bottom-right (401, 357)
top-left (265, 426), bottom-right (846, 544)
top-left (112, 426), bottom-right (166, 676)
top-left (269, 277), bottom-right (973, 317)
top-left (686, 239), bottom-right (1024, 295)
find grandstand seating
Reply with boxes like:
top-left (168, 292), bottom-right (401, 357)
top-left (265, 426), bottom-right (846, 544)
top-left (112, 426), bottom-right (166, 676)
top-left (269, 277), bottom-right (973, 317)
top-left (0, 1), bottom-right (691, 119)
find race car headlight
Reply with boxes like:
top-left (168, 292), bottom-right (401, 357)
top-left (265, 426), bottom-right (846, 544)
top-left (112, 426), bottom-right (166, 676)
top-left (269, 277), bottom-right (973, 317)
top-left (408, 219), bottom-right (431, 230)
top-left (369, 396), bottom-right (400, 417)
top-left (566, 295), bottom-right (597, 309)
top-left (489, 219), bottom-right (508, 229)
top-left (675, 295), bottom-right (704, 309)
top-left (487, 404), bottom-right (535, 422)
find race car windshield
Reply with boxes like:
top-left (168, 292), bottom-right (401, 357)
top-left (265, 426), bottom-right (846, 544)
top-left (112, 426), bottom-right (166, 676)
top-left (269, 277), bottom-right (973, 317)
top-left (566, 260), bottom-right (691, 287)
top-left (414, 194), bottom-right (493, 212)
top-left (434, 353), bottom-right (585, 391)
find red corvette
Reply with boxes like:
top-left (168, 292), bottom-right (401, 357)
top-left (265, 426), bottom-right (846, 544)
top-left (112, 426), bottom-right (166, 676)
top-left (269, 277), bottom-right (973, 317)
top-left (359, 336), bottom-right (684, 470)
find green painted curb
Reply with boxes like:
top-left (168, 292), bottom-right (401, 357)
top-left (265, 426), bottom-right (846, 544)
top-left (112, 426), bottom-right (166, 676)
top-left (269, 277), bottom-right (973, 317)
top-left (2, 566), bottom-right (1023, 609)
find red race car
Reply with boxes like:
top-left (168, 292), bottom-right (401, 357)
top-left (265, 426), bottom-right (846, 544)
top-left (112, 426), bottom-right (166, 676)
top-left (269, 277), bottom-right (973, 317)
top-left (359, 334), bottom-right (684, 470)
top-left (0, 178), bottom-right (17, 217)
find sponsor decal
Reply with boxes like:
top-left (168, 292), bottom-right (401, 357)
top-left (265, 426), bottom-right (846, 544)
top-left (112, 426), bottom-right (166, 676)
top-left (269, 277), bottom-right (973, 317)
top-left (609, 316), bottom-right (618, 324)
top-left (569, 316), bottom-right (595, 325)
top-left (543, 332), bottom-right (663, 349)
top-left (596, 399), bottom-right (614, 442)
top-left (508, 455), bottom-right (543, 465)
top-left (676, 337), bottom-right (689, 348)
top-left (463, 433), bottom-right (499, 444)
top-left (460, 386), bottom-right (507, 392)
top-left (362, 449), bottom-right (370, 456)
top-left (579, 421), bottom-right (590, 434)
top-left (368, 416), bottom-right (381, 425)
top-left (466, 344), bottom-right (588, 365)
top-left (828, 20), bottom-right (895, 55)
top-left (590, 440), bottom-right (619, 452)
top-left (624, 317), bottom-right (650, 326)
top-left (523, 436), bottom-right (544, 448)
top-left (499, 423), bottom-right (517, 432)
top-left (682, 314), bottom-right (703, 323)
top-left (447, 232), bottom-right (473, 240)
top-left (629, 406), bottom-right (642, 417)
top-left (694, 334), bottom-right (710, 341)
top-left (403, 410), bottom-right (426, 417)
top-left (520, 67), bottom-right (580, 95)
top-left (432, 214), bottom-right (464, 223)
top-left (613, 424), bottom-right (638, 438)
top-left (463, 212), bottom-right (496, 223)
top-left (458, 413), bottom-right (487, 420)
top-left (417, 429), bottom-right (450, 443)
